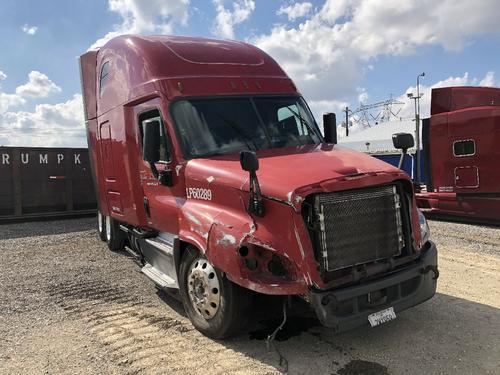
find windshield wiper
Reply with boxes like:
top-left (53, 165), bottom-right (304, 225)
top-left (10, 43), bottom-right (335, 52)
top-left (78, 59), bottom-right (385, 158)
top-left (285, 105), bottom-right (319, 142)
top-left (217, 115), bottom-right (259, 151)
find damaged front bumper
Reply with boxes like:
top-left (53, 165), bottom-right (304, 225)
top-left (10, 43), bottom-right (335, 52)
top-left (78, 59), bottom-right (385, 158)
top-left (310, 241), bottom-right (438, 333)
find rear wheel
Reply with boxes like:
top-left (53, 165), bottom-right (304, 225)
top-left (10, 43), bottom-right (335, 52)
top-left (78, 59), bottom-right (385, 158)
top-left (105, 216), bottom-right (126, 251)
top-left (179, 246), bottom-right (252, 339)
top-left (97, 211), bottom-right (107, 241)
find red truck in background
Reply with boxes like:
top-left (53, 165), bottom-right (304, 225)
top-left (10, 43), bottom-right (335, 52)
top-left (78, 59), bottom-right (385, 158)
top-left (79, 35), bottom-right (438, 338)
top-left (417, 86), bottom-right (500, 224)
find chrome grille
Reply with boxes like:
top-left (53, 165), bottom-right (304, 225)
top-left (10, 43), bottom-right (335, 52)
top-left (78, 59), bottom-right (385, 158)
top-left (314, 185), bottom-right (404, 271)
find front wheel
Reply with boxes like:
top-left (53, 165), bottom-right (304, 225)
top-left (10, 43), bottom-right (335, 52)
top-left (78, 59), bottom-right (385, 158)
top-left (105, 216), bottom-right (126, 252)
top-left (97, 211), bottom-right (107, 242)
top-left (179, 246), bottom-right (252, 339)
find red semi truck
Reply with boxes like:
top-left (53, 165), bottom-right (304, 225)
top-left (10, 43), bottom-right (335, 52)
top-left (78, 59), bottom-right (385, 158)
top-left (79, 35), bottom-right (438, 338)
top-left (417, 86), bottom-right (500, 224)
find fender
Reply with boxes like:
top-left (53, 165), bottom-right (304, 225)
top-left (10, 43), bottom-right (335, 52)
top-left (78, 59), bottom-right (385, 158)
top-left (177, 189), bottom-right (310, 295)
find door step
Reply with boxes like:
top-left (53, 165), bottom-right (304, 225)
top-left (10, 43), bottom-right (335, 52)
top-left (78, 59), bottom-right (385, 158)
top-left (124, 245), bottom-right (141, 261)
top-left (141, 262), bottom-right (178, 289)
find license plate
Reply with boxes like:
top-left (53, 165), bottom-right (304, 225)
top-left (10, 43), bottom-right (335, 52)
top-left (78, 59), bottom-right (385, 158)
top-left (368, 307), bottom-right (396, 327)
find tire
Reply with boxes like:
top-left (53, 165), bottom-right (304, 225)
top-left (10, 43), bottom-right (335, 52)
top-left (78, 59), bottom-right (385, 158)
top-left (179, 246), bottom-right (252, 339)
top-left (105, 216), bottom-right (126, 252)
top-left (97, 211), bottom-right (107, 242)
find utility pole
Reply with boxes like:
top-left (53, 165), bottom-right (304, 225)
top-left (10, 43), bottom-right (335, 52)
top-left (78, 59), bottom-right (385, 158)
top-left (407, 72), bottom-right (425, 183)
top-left (416, 72), bottom-right (425, 183)
top-left (344, 106), bottom-right (349, 137)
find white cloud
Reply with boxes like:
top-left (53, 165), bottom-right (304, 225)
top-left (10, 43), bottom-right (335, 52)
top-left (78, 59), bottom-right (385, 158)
top-left (0, 93), bottom-right (25, 114)
top-left (90, 0), bottom-right (190, 49)
top-left (479, 71), bottom-right (496, 87)
top-left (308, 98), bottom-right (348, 127)
top-left (255, 0), bottom-right (500, 105)
top-left (22, 24), bottom-right (38, 35)
top-left (277, 2), bottom-right (313, 21)
top-left (15, 71), bottom-right (61, 98)
top-left (212, 0), bottom-right (255, 39)
top-left (0, 94), bottom-right (85, 147)
top-left (357, 89), bottom-right (369, 104)
top-left (0, 71), bottom-right (23, 114)
top-left (0, 70), bottom-right (73, 145)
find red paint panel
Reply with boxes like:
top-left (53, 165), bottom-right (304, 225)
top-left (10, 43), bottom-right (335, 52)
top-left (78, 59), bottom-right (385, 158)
top-left (79, 51), bottom-right (98, 120)
top-left (107, 191), bottom-right (123, 214)
top-left (99, 121), bottom-right (114, 180)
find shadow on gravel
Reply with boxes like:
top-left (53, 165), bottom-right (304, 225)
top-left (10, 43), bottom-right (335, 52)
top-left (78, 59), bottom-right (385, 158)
top-left (153, 291), bottom-right (500, 375)
top-left (156, 288), bottom-right (186, 316)
top-left (0, 217), bottom-right (96, 239)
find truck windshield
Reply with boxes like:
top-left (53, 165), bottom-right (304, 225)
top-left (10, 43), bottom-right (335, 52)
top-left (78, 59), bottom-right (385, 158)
top-left (171, 96), bottom-right (322, 159)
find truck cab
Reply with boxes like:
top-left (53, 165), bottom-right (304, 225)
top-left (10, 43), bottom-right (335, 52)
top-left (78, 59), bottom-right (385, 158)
top-left (80, 35), bottom-right (438, 338)
top-left (418, 86), bottom-right (500, 223)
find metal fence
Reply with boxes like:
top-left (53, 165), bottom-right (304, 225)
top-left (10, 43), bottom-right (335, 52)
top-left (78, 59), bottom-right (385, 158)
top-left (0, 147), bottom-right (96, 221)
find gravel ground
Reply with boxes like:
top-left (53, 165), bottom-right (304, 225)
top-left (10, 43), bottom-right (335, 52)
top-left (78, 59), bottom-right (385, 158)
top-left (0, 217), bottom-right (499, 375)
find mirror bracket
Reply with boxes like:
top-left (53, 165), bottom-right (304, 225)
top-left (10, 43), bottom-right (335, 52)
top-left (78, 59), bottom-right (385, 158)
top-left (240, 151), bottom-right (265, 217)
top-left (248, 171), bottom-right (265, 217)
top-left (149, 162), bottom-right (159, 178)
top-left (148, 163), bottom-right (173, 186)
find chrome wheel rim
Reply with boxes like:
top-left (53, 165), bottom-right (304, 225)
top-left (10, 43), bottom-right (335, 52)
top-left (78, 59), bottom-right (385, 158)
top-left (98, 212), bottom-right (103, 233)
top-left (187, 258), bottom-right (221, 320)
top-left (105, 216), bottom-right (111, 242)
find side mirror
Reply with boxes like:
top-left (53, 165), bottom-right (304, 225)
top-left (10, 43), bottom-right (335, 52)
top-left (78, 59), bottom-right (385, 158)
top-left (240, 150), bottom-right (259, 172)
top-left (392, 133), bottom-right (415, 169)
top-left (392, 133), bottom-right (414, 151)
top-left (143, 119), bottom-right (161, 164)
top-left (323, 113), bottom-right (337, 144)
top-left (239, 150), bottom-right (265, 217)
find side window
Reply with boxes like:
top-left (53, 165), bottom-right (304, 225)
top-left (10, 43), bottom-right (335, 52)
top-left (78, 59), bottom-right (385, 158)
top-left (99, 61), bottom-right (110, 98)
top-left (138, 109), bottom-right (171, 163)
top-left (453, 140), bottom-right (475, 157)
top-left (277, 105), bottom-right (307, 136)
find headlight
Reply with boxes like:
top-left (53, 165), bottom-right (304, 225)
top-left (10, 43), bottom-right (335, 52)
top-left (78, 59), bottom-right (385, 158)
top-left (417, 208), bottom-right (430, 244)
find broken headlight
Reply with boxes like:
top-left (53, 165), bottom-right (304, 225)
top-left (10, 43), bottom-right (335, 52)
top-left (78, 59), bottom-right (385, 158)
top-left (418, 208), bottom-right (430, 244)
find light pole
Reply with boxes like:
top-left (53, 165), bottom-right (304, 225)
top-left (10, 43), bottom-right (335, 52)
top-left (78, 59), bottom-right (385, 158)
top-left (416, 72), bottom-right (425, 183)
top-left (407, 72), bottom-right (425, 183)
top-left (344, 106), bottom-right (349, 137)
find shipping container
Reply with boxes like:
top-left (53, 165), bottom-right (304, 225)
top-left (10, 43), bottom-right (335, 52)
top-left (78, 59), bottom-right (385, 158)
top-left (0, 147), bottom-right (96, 221)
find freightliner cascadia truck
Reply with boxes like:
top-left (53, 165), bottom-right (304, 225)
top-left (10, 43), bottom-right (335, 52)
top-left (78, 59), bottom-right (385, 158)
top-left (79, 35), bottom-right (438, 338)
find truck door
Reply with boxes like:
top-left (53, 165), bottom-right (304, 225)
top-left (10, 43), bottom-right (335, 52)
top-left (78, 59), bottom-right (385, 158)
top-left (99, 121), bottom-right (123, 215)
top-left (136, 108), bottom-right (180, 234)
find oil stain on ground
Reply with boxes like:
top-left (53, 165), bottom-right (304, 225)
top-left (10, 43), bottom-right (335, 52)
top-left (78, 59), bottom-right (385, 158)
top-left (336, 360), bottom-right (389, 375)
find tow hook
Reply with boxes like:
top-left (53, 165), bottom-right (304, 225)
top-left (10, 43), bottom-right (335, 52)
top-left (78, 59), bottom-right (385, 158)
top-left (421, 265), bottom-right (439, 280)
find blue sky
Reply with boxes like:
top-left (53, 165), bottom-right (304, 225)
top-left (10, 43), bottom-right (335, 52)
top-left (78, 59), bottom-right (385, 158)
top-left (0, 0), bottom-right (499, 146)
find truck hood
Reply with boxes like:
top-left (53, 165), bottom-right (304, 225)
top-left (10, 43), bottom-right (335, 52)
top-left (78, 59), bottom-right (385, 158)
top-left (185, 144), bottom-right (405, 207)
